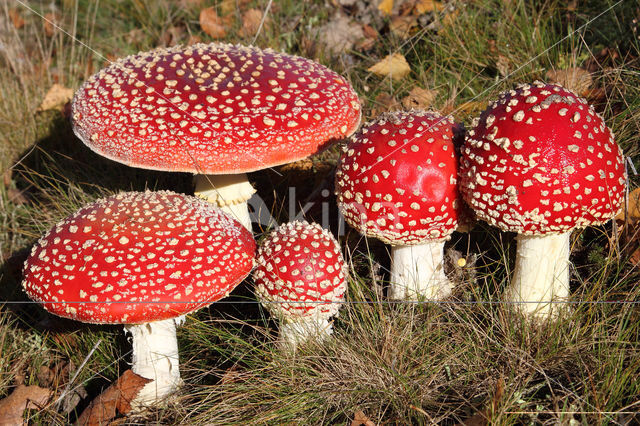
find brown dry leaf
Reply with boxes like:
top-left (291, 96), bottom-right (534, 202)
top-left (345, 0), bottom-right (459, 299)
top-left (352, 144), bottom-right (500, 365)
top-left (415, 0), bottom-right (445, 13)
top-left (616, 187), bottom-right (640, 224)
top-left (0, 385), bottom-right (52, 424)
top-left (280, 158), bottom-right (314, 172)
top-left (37, 84), bottom-right (74, 112)
top-left (629, 246), bottom-right (640, 266)
top-left (496, 54), bottom-right (510, 77)
top-left (390, 15), bottom-right (417, 39)
top-left (443, 100), bottom-right (486, 117)
top-left (368, 53), bottom-right (411, 81)
top-left (402, 86), bottom-right (437, 109)
top-left (440, 9), bottom-right (459, 28)
top-left (371, 92), bottom-right (400, 116)
top-left (75, 370), bottom-right (151, 426)
top-left (378, 0), bottom-right (394, 16)
top-left (356, 24), bottom-right (378, 50)
top-left (352, 410), bottom-right (376, 426)
top-left (240, 9), bottom-right (265, 37)
top-left (9, 8), bottom-right (25, 29)
top-left (318, 15), bottom-right (364, 56)
top-left (545, 68), bottom-right (593, 95)
top-left (44, 12), bottom-right (61, 37)
top-left (199, 7), bottom-right (226, 39)
top-left (3, 168), bottom-right (12, 188)
top-left (163, 25), bottom-right (185, 46)
top-left (187, 35), bottom-right (203, 45)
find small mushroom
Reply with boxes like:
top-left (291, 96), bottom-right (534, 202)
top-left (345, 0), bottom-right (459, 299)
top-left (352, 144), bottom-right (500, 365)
top-left (253, 221), bottom-right (347, 350)
top-left (459, 81), bottom-right (626, 318)
top-left (335, 110), bottom-right (461, 300)
top-left (71, 43), bottom-right (362, 230)
top-left (21, 190), bottom-right (255, 408)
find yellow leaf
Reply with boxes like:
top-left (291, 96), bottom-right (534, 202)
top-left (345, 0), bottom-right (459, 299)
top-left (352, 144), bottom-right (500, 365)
top-left (37, 84), bottom-right (74, 112)
top-left (378, 0), bottom-right (394, 16)
top-left (415, 0), bottom-right (444, 14)
top-left (367, 53), bottom-right (411, 81)
top-left (616, 187), bottom-right (640, 224)
top-left (545, 67), bottom-right (593, 95)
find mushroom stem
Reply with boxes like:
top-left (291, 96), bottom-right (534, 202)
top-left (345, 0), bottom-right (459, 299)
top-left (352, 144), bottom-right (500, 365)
top-left (278, 317), bottom-right (332, 351)
top-left (194, 173), bottom-right (256, 230)
top-left (389, 242), bottom-right (452, 300)
top-left (506, 232), bottom-right (571, 318)
top-left (125, 318), bottom-right (183, 409)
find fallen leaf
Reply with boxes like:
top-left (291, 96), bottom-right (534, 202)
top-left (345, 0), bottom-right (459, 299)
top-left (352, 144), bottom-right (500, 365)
top-left (352, 409), bottom-right (376, 426)
top-left (0, 385), bottom-right (52, 425)
top-left (187, 35), bottom-right (203, 45)
top-left (440, 9), bottom-right (459, 28)
top-left (75, 370), bottom-right (151, 426)
top-left (199, 7), bottom-right (226, 39)
top-left (414, 0), bottom-right (445, 14)
top-left (371, 92), bottom-right (400, 116)
top-left (443, 100), bottom-right (487, 117)
top-left (630, 246), bottom-right (640, 266)
top-left (37, 365), bottom-right (55, 388)
top-left (240, 8), bottom-right (265, 38)
top-left (616, 187), bottom-right (640, 224)
top-left (368, 53), bottom-right (411, 81)
top-left (9, 8), bottom-right (25, 29)
top-left (3, 168), bottom-right (12, 188)
top-left (356, 24), bottom-right (378, 50)
top-left (317, 15), bottom-right (364, 56)
top-left (37, 84), bottom-right (74, 112)
top-left (495, 54), bottom-right (510, 77)
top-left (163, 25), bottom-right (185, 46)
top-left (378, 0), bottom-right (394, 16)
top-left (44, 12), bottom-right (61, 37)
top-left (401, 86), bottom-right (437, 109)
top-left (545, 68), bottom-right (592, 95)
top-left (390, 15), bottom-right (417, 39)
top-left (280, 158), bottom-right (313, 172)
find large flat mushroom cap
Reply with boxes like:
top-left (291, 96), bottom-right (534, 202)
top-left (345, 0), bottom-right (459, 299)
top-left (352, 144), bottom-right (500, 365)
top-left (335, 110), bottom-right (460, 245)
top-left (72, 43), bottom-right (361, 174)
top-left (459, 82), bottom-right (626, 235)
top-left (22, 190), bottom-right (256, 324)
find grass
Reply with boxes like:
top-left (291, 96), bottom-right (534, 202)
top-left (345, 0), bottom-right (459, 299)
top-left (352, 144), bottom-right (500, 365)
top-left (1, 0), bottom-right (639, 423)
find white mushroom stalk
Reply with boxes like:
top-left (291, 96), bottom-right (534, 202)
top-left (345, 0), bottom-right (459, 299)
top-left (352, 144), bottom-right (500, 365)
top-left (125, 318), bottom-right (183, 409)
top-left (505, 232), bottom-right (571, 318)
top-left (278, 317), bottom-right (333, 351)
top-left (194, 173), bottom-right (255, 230)
top-left (389, 241), bottom-right (453, 300)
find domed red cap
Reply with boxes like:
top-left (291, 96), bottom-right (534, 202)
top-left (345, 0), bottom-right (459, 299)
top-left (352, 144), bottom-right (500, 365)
top-left (459, 82), bottom-right (626, 234)
top-left (22, 191), bottom-right (256, 324)
top-left (335, 110), bottom-right (460, 245)
top-left (71, 43), bottom-right (361, 174)
top-left (253, 221), bottom-right (346, 319)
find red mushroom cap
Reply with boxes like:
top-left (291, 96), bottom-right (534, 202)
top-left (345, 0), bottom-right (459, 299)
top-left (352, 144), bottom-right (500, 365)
top-left (459, 82), bottom-right (626, 235)
top-left (253, 221), bottom-right (347, 320)
top-left (335, 110), bottom-right (460, 245)
top-left (72, 43), bottom-right (361, 174)
top-left (22, 190), bottom-right (255, 324)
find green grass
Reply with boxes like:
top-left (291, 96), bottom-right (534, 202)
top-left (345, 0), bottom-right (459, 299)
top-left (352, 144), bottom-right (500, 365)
top-left (1, 0), bottom-right (639, 423)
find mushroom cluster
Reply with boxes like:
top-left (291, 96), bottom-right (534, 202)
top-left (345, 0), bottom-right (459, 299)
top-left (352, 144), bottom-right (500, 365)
top-left (459, 81), bottom-right (626, 318)
top-left (335, 110), bottom-right (461, 300)
top-left (253, 221), bottom-right (347, 350)
top-left (22, 190), bottom-right (255, 408)
top-left (72, 42), bottom-right (361, 230)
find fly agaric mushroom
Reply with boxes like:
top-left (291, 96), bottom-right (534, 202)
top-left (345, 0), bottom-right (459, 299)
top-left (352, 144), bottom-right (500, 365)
top-left (71, 43), bottom-right (361, 230)
top-left (335, 110), bottom-right (461, 300)
top-left (459, 81), bottom-right (626, 318)
top-left (253, 221), bottom-right (347, 350)
top-left (21, 190), bottom-right (255, 408)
